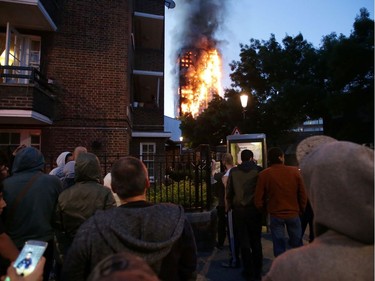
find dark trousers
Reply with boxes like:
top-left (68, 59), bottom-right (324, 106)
top-left (233, 207), bottom-right (263, 279)
top-left (216, 206), bottom-right (226, 247)
top-left (43, 240), bottom-right (54, 281)
top-left (227, 210), bottom-right (240, 266)
top-left (300, 201), bottom-right (314, 242)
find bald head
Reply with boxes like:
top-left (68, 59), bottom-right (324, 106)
top-left (111, 157), bottom-right (149, 200)
top-left (73, 146), bottom-right (87, 160)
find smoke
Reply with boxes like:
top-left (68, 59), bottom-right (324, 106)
top-left (172, 0), bottom-right (227, 52)
top-left (168, 0), bottom-right (228, 116)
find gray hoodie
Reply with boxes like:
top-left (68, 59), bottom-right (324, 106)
top-left (62, 202), bottom-right (197, 281)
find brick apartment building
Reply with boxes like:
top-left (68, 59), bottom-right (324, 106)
top-left (0, 0), bottom-right (170, 179)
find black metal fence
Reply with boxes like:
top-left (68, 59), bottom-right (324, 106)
top-left (46, 145), bottom-right (215, 212)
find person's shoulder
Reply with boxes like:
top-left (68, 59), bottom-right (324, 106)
top-left (259, 166), bottom-right (272, 174)
top-left (43, 172), bottom-right (62, 182)
top-left (156, 202), bottom-right (183, 212)
top-left (81, 208), bottom-right (118, 228)
top-left (38, 173), bottom-right (62, 190)
top-left (285, 165), bottom-right (301, 173)
top-left (229, 166), bottom-right (239, 173)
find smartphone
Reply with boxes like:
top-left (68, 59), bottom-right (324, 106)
top-left (13, 240), bottom-right (48, 276)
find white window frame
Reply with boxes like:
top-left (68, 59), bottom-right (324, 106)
top-left (140, 142), bottom-right (156, 182)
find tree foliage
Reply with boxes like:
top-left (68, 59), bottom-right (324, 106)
top-left (318, 8), bottom-right (374, 143)
top-left (180, 8), bottom-right (374, 147)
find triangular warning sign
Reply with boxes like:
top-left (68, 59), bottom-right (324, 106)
top-left (231, 127), bottom-right (241, 135)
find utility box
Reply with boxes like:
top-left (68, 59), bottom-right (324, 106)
top-left (226, 133), bottom-right (267, 168)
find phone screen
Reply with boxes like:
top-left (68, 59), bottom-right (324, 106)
top-left (13, 240), bottom-right (47, 276)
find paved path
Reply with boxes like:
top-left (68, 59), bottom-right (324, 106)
top-left (196, 227), bottom-right (312, 281)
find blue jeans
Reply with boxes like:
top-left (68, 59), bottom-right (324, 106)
top-left (270, 216), bottom-right (302, 257)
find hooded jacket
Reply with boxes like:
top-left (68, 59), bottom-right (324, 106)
top-left (226, 161), bottom-right (262, 210)
top-left (54, 153), bottom-right (115, 243)
top-left (264, 141), bottom-right (374, 281)
top-left (61, 202), bottom-right (197, 281)
top-left (3, 147), bottom-right (62, 247)
top-left (49, 151), bottom-right (71, 179)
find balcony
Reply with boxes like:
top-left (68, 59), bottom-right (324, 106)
top-left (0, 66), bottom-right (56, 125)
top-left (0, 0), bottom-right (61, 31)
top-left (133, 12), bottom-right (164, 51)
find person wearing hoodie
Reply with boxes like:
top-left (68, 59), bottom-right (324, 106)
top-left (61, 156), bottom-right (197, 281)
top-left (263, 138), bottom-right (374, 281)
top-left (53, 152), bottom-right (116, 270)
top-left (2, 147), bottom-right (62, 281)
top-left (226, 149), bottom-right (263, 281)
top-left (49, 151), bottom-right (72, 180)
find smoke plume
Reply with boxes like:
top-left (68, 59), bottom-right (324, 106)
top-left (168, 0), bottom-right (228, 115)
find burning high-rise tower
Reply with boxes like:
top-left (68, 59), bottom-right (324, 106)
top-left (171, 0), bottom-right (227, 118)
top-left (179, 45), bottom-right (222, 117)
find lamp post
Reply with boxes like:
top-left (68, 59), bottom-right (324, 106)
top-left (240, 93), bottom-right (248, 119)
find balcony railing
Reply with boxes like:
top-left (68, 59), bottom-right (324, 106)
top-left (0, 66), bottom-right (53, 93)
top-left (0, 66), bottom-right (56, 121)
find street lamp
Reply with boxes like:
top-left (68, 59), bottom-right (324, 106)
top-left (240, 93), bottom-right (248, 119)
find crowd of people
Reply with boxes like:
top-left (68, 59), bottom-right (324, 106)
top-left (0, 136), bottom-right (373, 281)
top-left (211, 136), bottom-right (373, 281)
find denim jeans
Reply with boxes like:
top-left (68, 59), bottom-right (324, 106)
top-left (270, 216), bottom-right (302, 257)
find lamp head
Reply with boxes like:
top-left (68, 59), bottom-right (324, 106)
top-left (240, 94), bottom-right (248, 108)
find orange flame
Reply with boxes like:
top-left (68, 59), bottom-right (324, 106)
top-left (179, 48), bottom-right (222, 117)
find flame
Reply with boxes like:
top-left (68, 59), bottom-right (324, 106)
top-left (179, 48), bottom-right (222, 117)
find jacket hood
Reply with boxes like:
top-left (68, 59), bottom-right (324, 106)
top-left (74, 153), bottom-right (102, 183)
top-left (91, 204), bottom-right (186, 268)
top-left (238, 161), bottom-right (261, 172)
top-left (299, 141), bottom-right (374, 244)
top-left (56, 151), bottom-right (71, 167)
top-left (63, 161), bottom-right (75, 179)
top-left (12, 147), bottom-right (45, 174)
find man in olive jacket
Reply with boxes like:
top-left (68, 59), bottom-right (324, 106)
top-left (226, 149), bottom-right (263, 281)
top-left (54, 152), bottom-right (116, 266)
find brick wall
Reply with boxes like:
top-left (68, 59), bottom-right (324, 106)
top-left (41, 0), bottom-right (132, 156)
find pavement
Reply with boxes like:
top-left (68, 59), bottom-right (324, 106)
top-left (196, 227), bottom-right (312, 281)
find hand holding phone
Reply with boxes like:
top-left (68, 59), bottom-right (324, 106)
top-left (4, 257), bottom-right (45, 281)
top-left (12, 240), bottom-right (47, 277)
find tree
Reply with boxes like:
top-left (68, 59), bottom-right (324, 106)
top-left (229, 33), bottom-right (322, 143)
top-left (180, 8), bottom-right (374, 147)
top-left (179, 93), bottom-right (242, 147)
top-left (319, 8), bottom-right (374, 143)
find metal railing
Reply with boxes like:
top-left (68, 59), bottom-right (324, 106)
top-left (0, 66), bottom-right (52, 92)
top-left (45, 149), bottom-right (214, 212)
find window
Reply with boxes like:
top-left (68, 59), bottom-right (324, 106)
top-left (140, 143), bottom-right (156, 182)
top-left (0, 132), bottom-right (20, 154)
top-left (0, 130), bottom-right (41, 155)
top-left (1, 29), bottom-right (41, 84)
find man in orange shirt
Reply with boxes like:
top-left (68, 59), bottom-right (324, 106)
top-left (255, 147), bottom-right (307, 257)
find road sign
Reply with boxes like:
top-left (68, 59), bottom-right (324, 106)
top-left (231, 127), bottom-right (241, 135)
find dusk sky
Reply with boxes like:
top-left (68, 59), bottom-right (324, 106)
top-left (164, 0), bottom-right (374, 118)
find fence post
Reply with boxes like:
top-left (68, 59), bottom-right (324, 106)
top-left (200, 144), bottom-right (212, 211)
